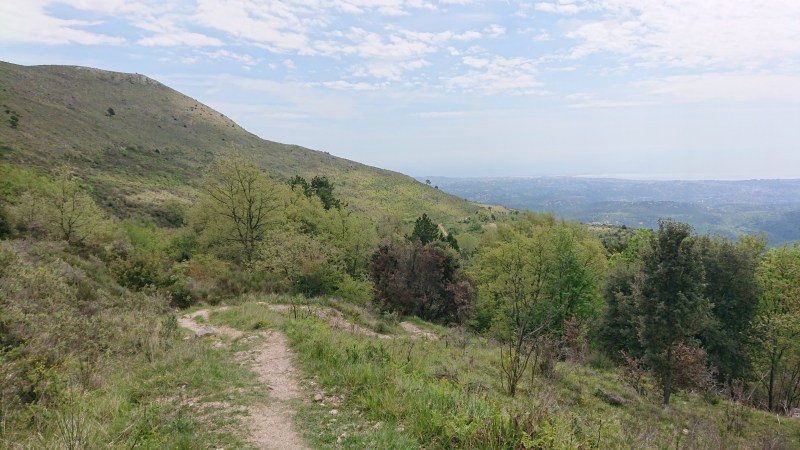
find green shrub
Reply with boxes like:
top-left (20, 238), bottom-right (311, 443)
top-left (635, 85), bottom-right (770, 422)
top-left (216, 270), bottom-right (284, 297)
top-left (0, 204), bottom-right (12, 239)
top-left (112, 254), bottom-right (162, 290)
top-left (336, 275), bottom-right (374, 306)
top-left (292, 262), bottom-right (340, 297)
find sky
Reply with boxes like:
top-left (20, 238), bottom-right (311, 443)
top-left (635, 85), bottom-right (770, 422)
top-left (2, 1), bottom-right (800, 180)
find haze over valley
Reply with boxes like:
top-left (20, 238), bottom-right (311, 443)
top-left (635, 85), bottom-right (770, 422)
top-left (424, 176), bottom-right (800, 245)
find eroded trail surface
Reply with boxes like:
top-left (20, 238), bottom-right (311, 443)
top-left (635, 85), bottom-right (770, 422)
top-left (179, 310), bottom-right (308, 450)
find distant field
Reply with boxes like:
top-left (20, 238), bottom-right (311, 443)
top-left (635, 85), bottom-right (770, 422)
top-left (423, 176), bottom-right (800, 245)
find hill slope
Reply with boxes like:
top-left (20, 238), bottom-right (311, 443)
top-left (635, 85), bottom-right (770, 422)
top-left (0, 61), bottom-right (483, 223)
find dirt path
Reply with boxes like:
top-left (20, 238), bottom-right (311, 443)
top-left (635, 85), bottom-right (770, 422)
top-left (178, 309), bottom-right (308, 450)
top-left (179, 308), bottom-right (242, 339)
top-left (263, 303), bottom-right (440, 341)
top-left (399, 321), bottom-right (439, 340)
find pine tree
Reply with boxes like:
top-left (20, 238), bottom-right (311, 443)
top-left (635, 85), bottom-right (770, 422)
top-left (410, 213), bottom-right (442, 245)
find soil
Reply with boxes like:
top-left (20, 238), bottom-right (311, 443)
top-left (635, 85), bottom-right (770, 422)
top-left (178, 309), bottom-right (308, 450)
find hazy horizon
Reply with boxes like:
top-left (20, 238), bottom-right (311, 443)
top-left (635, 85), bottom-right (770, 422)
top-left (417, 174), bottom-right (800, 182)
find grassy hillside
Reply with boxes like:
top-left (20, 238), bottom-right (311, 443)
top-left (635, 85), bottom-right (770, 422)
top-left (0, 61), bottom-right (486, 224)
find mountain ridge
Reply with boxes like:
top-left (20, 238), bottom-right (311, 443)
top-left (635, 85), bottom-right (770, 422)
top-left (0, 61), bottom-right (487, 224)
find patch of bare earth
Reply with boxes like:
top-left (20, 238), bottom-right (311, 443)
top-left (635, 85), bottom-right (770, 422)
top-left (399, 321), bottom-right (439, 341)
top-left (178, 309), bottom-right (308, 450)
top-left (179, 308), bottom-right (242, 339)
top-left (263, 303), bottom-right (438, 341)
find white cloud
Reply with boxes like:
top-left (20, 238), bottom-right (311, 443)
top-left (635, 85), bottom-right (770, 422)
top-left (447, 55), bottom-right (542, 94)
top-left (534, 1), bottom-right (585, 15)
top-left (203, 49), bottom-right (257, 66)
top-left (484, 24), bottom-right (506, 38)
top-left (320, 80), bottom-right (381, 91)
top-left (192, 0), bottom-right (317, 54)
top-left (138, 31), bottom-right (222, 47)
top-left (353, 59), bottom-right (431, 80)
top-left (0, 2), bottom-right (125, 45)
top-left (562, 0), bottom-right (800, 70)
top-left (316, 27), bottom-right (435, 58)
top-left (462, 56), bottom-right (489, 68)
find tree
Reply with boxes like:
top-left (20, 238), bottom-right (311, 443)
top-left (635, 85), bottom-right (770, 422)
top-left (409, 213), bottom-right (459, 250)
top-left (754, 244), bottom-right (800, 412)
top-left (470, 223), bottom-right (603, 396)
top-left (310, 176), bottom-right (342, 210)
top-left (289, 175), bottom-right (343, 210)
top-left (258, 228), bottom-right (340, 296)
top-left (636, 219), bottom-right (710, 405)
top-left (289, 175), bottom-right (310, 195)
top-left (199, 154), bottom-right (282, 265)
top-left (324, 207), bottom-right (377, 278)
top-left (369, 241), bottom-right (474, 325)
top-left (46, 167), bottom-right (106, 245)
top-left (410, 213), bottom-right (442, 245)
top-left (696, 235), bottom-right (763, 384)
top-left (598, 263), bottom-right (644, 359)
top-left (471, 234), bottom-right (548, 396)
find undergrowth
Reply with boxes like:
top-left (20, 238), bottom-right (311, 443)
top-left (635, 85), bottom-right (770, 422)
top-left (0, 241), bottom-right (260, 448)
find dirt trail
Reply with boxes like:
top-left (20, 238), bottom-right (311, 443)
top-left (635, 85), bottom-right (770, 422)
top-left (263, 303), bottom-right (439, 341)
top-left (179, 308), bottom-right (242, 339)
top-left (178, 309), bottom-right (308, 450)
top-left (399, 321), bottom-right (439, 340)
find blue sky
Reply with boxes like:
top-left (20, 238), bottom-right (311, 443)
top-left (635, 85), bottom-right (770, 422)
top-left (2, 0), bottom-right (800, 179)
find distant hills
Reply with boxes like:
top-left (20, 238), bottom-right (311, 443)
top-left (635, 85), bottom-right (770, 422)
top-left (0, 61), bottom-right (487, 225)
top-left (423, 177), bottom-right (800, 245)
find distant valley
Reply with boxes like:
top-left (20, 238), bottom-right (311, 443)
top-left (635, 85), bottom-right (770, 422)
top-left (423, 177), bottom-right (800, 245)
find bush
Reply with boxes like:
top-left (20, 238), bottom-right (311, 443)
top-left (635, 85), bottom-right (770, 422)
top-left (216, 270), bottom-right (284, 297)
top-left (336, 275), bottom-right (374, 306)
top-left (0, 204), bottom-right (12, 239)
top-left (292, 262), bottom-right (340, 297)
top-left (112, 254), bottom-right (162, 290)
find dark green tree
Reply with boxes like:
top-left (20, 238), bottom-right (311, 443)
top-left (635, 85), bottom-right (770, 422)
top-left (637, 219), bottom-right (710, 405)
top-left (444, 233), bottom-right (460, 251)
top-left (410, 213), bottom-right (443, 245)
top-left (369, 241), bottom-right (474, 325)
top-left (696, 235), bottom-right (763, 384)
top-left (289, 175), bottom-right (343, 210)
top-left (289, 175), bottom-right (310, 195)
top-left (310, 176), bottom-right (342, 210)
top-left (598, 264), bottom-right (644, 359)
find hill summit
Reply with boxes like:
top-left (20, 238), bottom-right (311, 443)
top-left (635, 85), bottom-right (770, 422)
top-left (0, 61), bottom-right (484, 222)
